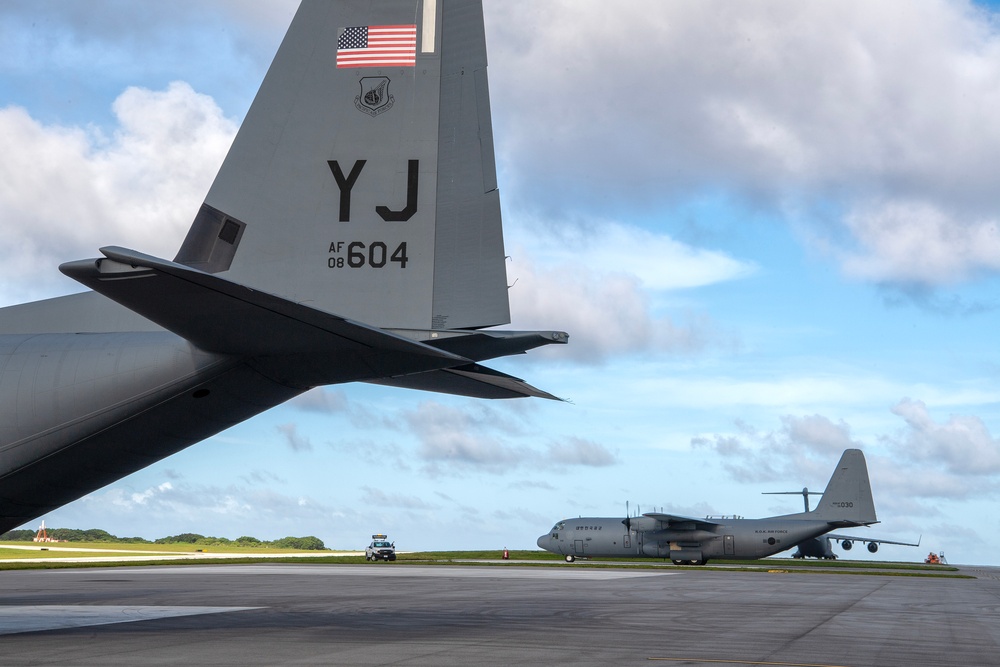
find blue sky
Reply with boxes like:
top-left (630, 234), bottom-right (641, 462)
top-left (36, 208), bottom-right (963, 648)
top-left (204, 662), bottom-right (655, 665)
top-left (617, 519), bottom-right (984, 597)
top-left (3, 0), bottom-right (1000, 565)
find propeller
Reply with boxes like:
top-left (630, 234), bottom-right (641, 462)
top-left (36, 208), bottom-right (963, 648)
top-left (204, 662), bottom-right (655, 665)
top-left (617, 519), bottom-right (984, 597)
top-left (623, 500), bottom-right (631, 531)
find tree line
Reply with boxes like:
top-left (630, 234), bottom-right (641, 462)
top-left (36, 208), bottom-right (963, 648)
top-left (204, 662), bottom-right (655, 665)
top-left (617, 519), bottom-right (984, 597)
top-left (0, 528), bottom-right (326, 550)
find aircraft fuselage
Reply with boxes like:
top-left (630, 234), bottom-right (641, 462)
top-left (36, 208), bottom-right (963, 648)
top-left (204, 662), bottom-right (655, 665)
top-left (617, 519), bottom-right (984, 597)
top-left (537, 516), bottom-right (835, 563)
top-left (0, 330), bottom-right (304, 533)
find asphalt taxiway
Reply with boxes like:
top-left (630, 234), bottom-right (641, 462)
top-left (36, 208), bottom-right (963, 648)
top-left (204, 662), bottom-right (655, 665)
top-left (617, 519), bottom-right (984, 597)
top-left (1, 563), bottom-right (998, 666)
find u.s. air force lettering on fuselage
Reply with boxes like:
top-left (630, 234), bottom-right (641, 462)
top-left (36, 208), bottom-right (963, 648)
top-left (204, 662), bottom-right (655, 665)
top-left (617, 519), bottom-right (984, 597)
top-left (326, 158), bottom-right (418, 270)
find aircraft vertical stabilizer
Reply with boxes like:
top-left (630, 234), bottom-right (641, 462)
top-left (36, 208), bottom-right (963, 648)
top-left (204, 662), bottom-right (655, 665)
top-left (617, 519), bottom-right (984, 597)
top-left (175, 0), bottom-right (509, 331)
top-left (811, 449), bottom-right (878, 525)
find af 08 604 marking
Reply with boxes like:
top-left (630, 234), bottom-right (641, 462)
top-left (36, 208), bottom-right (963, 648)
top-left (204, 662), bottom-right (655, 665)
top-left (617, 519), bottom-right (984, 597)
top-left (328, 241), bottom-right (409, 269)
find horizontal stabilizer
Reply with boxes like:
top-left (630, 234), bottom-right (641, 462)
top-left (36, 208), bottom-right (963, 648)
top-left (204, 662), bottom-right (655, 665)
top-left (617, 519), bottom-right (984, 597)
top-left (60, 247), bottom-right (469, 387)
top-left (414, 329), bottom-right (569, 361)
top-left (368, 363), bottom-right (562, 400)
top-left (829, 533), bottom-right (920, 547)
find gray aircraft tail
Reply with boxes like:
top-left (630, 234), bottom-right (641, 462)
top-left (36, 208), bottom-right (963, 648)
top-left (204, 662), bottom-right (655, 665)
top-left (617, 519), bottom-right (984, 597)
top-left (809, 449), bottom-right (878, 526)
top-left (50, 0), bottom-right (566, 400)
top-left (174, 0), bottom-right (510, 331)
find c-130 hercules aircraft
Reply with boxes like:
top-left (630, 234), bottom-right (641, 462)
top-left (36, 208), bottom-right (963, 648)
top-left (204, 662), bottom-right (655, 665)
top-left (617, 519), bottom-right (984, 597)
top-left (0, 0), bottom-right (567, 534)
top-left (537, 449), bottom-right (879, 565)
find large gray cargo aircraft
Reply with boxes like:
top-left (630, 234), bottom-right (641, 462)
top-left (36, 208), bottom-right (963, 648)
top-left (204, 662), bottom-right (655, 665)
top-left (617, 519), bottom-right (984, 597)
top-left (537, 449), bottom-right (878, 565)
top-left (0, 0), bottom-right (567, 534)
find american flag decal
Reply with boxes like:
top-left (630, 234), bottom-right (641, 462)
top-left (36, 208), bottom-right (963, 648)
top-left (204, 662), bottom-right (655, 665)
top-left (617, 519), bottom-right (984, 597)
top-left (337, 24), bottom-right (417, 68)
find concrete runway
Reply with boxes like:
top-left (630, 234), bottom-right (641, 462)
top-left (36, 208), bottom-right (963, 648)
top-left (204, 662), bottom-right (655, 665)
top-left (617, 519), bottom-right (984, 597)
top-left (2, 563), bottom-right (998, 666)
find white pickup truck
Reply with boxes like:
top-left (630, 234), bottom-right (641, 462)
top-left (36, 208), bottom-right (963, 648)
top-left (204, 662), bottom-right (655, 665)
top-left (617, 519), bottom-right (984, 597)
top-left (365, 534), bottom-right (396, 561)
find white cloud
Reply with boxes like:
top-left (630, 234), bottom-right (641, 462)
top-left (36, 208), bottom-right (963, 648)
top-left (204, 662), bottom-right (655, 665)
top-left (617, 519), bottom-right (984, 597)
top-left (508, 249), bottom-right (730, 362)
top-left (0, 2), bottom-right (295, 76)
top-left (360, 487), bottom-right (439, 511)
top-left (0, 82), bottom-right (236, 304)
top-left (402, 401), bottom-right (619, 475)
top-left (693, 399), bottom-right (1000, 506)
top-left (58, 478), bottom-right (342, 541)
top-left (122, 482), bottom-right (174, 507)
top-left (406, 401), bottom-right (533, 473)
top-left (212, 0), bottom-right (298, 31)
top-left (504, 216), bottom-right (753, 357)
top-left (239, 469), bottom-right (287, 486)
top-left (514, 219), bottom-right (754, 291)
top-left (487, 0), bottom-right (1000, 287)
top-left (889, 398), bottom-right (1000, 475)
top-left (692, 415), bottom-right (860, 484)
top-left (276, 423), bottom-right (312, 453)
top-left (289, 388), bottom-right (349, 414)
top-left (507, 480), bottom-right (557, 492)
top-left (628, 370), bottom-right (1000, 413)
top-left (545, 437), bottom-right (618, 467)
top-left (646, 374), bottom-right (891, 411)
top-left (491, 506), bottom-right (551, 527)
top-left (839, 200), bottom-right (1000, 284)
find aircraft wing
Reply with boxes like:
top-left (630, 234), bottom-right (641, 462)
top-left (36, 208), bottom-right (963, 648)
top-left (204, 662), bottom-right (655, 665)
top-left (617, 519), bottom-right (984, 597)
top-left (643, 513), bottom-right (722, 531)
top-left (60, 246), bottom-right (471, 387)
top-left (829, 533), bottom-right (921, 547)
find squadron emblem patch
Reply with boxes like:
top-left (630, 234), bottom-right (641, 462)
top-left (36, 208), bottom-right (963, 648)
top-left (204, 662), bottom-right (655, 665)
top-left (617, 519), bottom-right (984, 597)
top-left (355, 76), bottom-right (394, 116)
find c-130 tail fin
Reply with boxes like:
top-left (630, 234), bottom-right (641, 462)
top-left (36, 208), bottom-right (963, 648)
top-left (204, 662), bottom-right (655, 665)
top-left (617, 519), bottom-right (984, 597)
top-left (62, 0), bottom-right (566, 399)
top-left (811, 449), bottom-right (878, 526)
top-left (174, 0), bottom-right (510, 332)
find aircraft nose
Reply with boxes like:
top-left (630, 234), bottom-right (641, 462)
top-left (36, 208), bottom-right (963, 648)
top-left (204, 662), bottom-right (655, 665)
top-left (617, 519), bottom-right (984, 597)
top-left (536, 534), bottom-right (550, 550)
